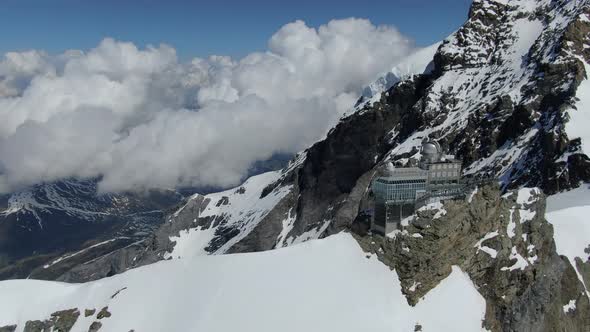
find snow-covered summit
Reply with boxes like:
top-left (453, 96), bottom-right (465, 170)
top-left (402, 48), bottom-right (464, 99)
top-left (354, 42), bottom-right (441, 112)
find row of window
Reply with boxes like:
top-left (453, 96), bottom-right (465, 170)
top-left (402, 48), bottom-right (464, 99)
top-left (374, 183), bottom-right (426, 191)
top-left (430, 163), bottom-right (460, 170)
top-left (430, 179), bottom-right (460, 185)
top-left (373, 180), bottom-right (427, 202)
top-left (375, 178), bottom-right (427, 185)
top-left (380, 192), bottom-right (420, 201)
top-left (430, 171), bottom-right (460, 178)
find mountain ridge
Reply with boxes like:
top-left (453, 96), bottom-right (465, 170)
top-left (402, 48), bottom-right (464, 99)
top-left (33, 0), bottom-right (590, 283)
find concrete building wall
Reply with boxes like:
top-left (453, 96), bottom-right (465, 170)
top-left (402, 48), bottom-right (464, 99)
top-left (427, 161), bottom-right (462, 184)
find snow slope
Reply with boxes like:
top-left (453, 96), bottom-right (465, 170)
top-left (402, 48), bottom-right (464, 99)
top-left (566, 63), bottom-right (590, 156)
top-left (165, 170), bottom-right (293, 258)
top-left (546, 185), bottom-right (590, 264)
top-left (0, 233), bottom-right (487, 332)
top-left (546, 185), bottom-right (590, 296)
top-left (390, 42), bottom-right (441, 79)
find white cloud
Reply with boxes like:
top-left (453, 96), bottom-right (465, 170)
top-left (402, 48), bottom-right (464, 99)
top-left (0, 18), bottom-right (417, 193)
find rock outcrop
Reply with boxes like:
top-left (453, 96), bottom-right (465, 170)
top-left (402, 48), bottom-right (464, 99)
top-left (7, 306), bottom-right (116, 332)
top-left (87, 321), bottom-right (102, 332)
top-left (96, 307), bottom-right (111, 320)
top-left (355, 185), bottom-right (590, 332)
top-left (20, 308), bottom-right (80, 332)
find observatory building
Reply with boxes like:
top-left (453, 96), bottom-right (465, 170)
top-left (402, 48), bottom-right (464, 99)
top-left (371, 140), bottom-right (463, 235)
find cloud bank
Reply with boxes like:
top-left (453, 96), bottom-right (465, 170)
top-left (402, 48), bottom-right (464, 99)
top-left (0, 18), bottom-right (416, 193)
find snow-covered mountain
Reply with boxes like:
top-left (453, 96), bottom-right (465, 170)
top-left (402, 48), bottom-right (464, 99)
top-left (356, 42), bottom-right (441, 111)
top-left (0, 233), bottom-right (488, 332)
top-left (0, 183), bottom-right (587, 331)
top-left (66, 0), bottom-right (590, 276)
top-left (2, 0), bottom-right (590, 330)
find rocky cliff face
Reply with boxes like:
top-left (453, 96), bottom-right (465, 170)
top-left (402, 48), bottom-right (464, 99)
top-left (202, 0), bottom-right (590, 256)
top-left (431, 0), bottom-right (590, 193)
top-left (355, 185), bottom-right (590, 331)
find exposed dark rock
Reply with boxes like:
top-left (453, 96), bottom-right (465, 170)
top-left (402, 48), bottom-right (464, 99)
top-left (84, 309), bottom-right (96, 317)
top-left (215, 196), bottom-right (229, 207)
top-left (0, 325), bottom-right (16, 332)
top-left (22, 308), bottom-right (81, 332)
top-left (96, 307), bottom-right (111, 320)
top-left (24, 237), bottom-right (136, 281)
top-left (228, 189), bottom-right (299, 253)
top-left (205, 226), bottom-right (241, 253)
top-left (50, 309), bottom-right (80, 332)
top-left (88, 321), bottom-right (102, 332)
top-left (253, 75), bottom-right (434, 251)
top-left (23, 320), bottom-right (52, 332)
top-left (111, 287), bottom-right (127, 299)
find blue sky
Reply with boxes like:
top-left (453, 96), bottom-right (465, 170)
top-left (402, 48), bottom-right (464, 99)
top-left (1, 0), bottom-right (471, 59)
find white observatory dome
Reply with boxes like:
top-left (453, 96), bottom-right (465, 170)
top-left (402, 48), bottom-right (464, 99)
top-left (421, 140), bottom-right (441, 163)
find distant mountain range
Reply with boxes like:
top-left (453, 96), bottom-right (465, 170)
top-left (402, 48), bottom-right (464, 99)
top-left (0, 153), bottom-right (292, 279)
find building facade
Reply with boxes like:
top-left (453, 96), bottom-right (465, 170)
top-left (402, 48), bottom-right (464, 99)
top-left (371, 140), bottom-right (463, 235)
